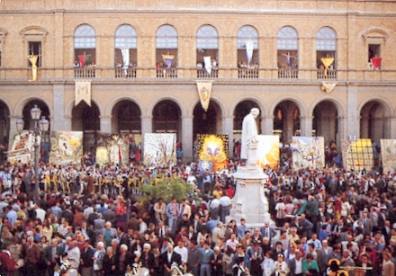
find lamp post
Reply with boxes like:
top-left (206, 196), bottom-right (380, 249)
top-left (16, 105), bottom-right (49, 199)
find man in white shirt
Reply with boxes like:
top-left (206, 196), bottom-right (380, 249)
top-left (174, 240), bottom-right (188, 268)
top-left (261, 250), bottom-right (275, 276)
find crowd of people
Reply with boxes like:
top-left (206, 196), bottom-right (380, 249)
top-left (0, 158), bottom-right (395, 276)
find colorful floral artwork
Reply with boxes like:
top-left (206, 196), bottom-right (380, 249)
top-left (380, 139), bottom-right (396, 173)
top-left (291, 136), bottom-right (325, 169)
top-left (342, 139), bottom-right (373, 171)
top-left (50, 131), bottom-right (83, 165)
top-left (197, 134), bottom-right (228, 172)
top-left (143, 133), bottom-right (176, 167)
top-left (256, 135), bottom-right (280, 169)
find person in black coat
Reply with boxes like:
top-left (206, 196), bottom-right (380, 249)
top-left (160, 242), bottom-right (182, 276)
top-left (138, 243), bottom-right (156, 275)
top-left (103, 246), bottom-right (117, 276)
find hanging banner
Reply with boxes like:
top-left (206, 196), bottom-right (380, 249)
top-left (245, 40), bottom-right (254, 64)
top-left (75, 80), bottom-right (91, 106)
top-left (49, 131), bottom-right (83, 165)
top-left (380, 139), bottom-right (396, 173)
top-left (28, 55), bottom-right (38, 81)
top-left (196, 81), bottom-right (212, 112)
top-left (342, 138), bottom-right (373, 171)
top-left (291, 136), bottom-right (325, 170)
top-left (162, 54), bottom-right (174, 69)
top-left (121, 48), bottom-right (130, 75)
top-left (203, 56), bottom-right (212, 74)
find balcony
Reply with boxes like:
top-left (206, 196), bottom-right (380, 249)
top-left (115, 66), bottom-right (137, 79)
top-left (238, 67), bottom-right (259, 79)
top-left (197, 68), bottom-right (218, 79)
top-left (0, 66), bottom-right (396, 83)
top-left (74, 66), bottom-right (96, 79)
top-left (156, 67), bottom-right (177, 79)
top-left (278, 68), bottom-right (299, 79)
top-left (317, 69), bottom-right (337, 80)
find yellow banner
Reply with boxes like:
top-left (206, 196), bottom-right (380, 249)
top-left (28, 55), bottom-right (38, 81)
top-left (196, 81), bottom-right (212, 112)
top-left (75, 81), bottom-right (91, 106)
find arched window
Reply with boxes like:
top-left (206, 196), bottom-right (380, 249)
top-left (156, 24), bottom-right (178, 78)
top-left (277, 26), bottom-right (298, 78)
top-left (196, 25), bottom-right (219, 78)
top-left (237, 25), bottom-right (259, 78)
top-left (115, 24), bottom-right (137, 78)
top-left (316, 27), bottom-right (337, 79)
top-left (74, 24), bottom-right (96, 66)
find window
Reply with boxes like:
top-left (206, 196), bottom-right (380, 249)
top-left (316, 27), bottom-right (337, 78)
top-left (74, 24), bottom-right (96, 67)
top-left (196, 25), bottom-right (219, 78)
top-left (277, 26), bottom-right (298, 78)
top-left (115, 24), bottom-right (137, 78)
top-left (156, 24), bottom-right (178, 78)
top-left (368, 44), bottom-right (381, 69)
top-left (237, 25), bottom-right (259, 78)
top-left (28, 41), bottom-right (42, 67)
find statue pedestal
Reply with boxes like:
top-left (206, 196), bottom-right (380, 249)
top-left (229, 165), bottom-right (273, 228)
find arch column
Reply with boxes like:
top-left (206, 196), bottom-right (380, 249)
top-left (261, 116), bottom-right (273, 135)
top-left (223, 116), bottom-right (233, 158)
top-left (181, 116), bottom-right (193, 160)
top-left (100, 115), bottom-right (111, 133)
top-left (141, 115), bottom-right (152, 135)
top-left (301, 116), bottom-right (313, 137)
top-left (52, 84), bottom-right (65, 131)
top-left (8, 116), bottom-right (19, 149)
top-left (64, 115), bottom-right (72, 131)
top-left (391, 116), bottom-right (396, 139)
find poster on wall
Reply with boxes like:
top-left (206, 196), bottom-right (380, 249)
top-left (342, 138), bottom-right (374, 171)
top-left (256, 135), bottom-right (280, 169)
top-left (380, 139), bottom-right (396, 173)
top-left (196, 134), bottom-right (228, 172)
top-left (291, 136), bottom-right (325, 169)
top-left (143, 133), bottom-right (176, 167)
top-left (8, 131), bottom-right (36, 164)
top-left (49, 131), bottom-right (83, 165)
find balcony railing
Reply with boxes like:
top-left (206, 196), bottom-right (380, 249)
top-left (156, 68), bottom-right (177, 78)
top-left (238, 67), bottom-right (259, 79)
top-left (1, 67), bottom-right (396, 82)
top-left (317, 69), bottom-right (337, 80)
top-left (74, 66), bottom-right (96, 79)
top-left (115, 66), bottom-right (137, 79)
top-left (278, 68), bottom-right (299, 79)
top-left (197, 68), bottom-right (218, 79)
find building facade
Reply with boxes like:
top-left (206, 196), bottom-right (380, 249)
top-left (0, 0), bottom-right (396, 159)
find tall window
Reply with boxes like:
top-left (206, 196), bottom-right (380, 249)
top-left (196, 25), bottom-right (219, 78)
top-left (277, 26), bottom-right (298, 78)
top-left (115, 24), bottom-right (137, 78)
top-left (74, 24), bottom-right (96, 67)
top-left (28, 41), bottom-right (42, 67)
top-left (316, 27), bottom-right (336, 78)
top-left (237, 25), bottom-right (259, 78)
top-left (156, 24), bottom-right (178, 78)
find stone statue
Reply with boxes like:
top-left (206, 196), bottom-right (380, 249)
top-left (240, 107), bottom-right (260, 161)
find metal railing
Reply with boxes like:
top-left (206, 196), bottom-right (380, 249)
top-left (197, 68), bottom-right (218, 79)
top-left (156, 68), bottom-right (178, 79)
top-left (115, 67), bottom-right (137, 79)
top-left (238, 67), bottom-right (259, 79)
top-left (74, 67), bottom-right (96, 79)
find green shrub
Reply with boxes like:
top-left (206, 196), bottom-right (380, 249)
top-left (140, 177), bottom-right (194, 203)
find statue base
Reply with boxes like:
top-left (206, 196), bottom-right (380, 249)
top-left (229, 165), bottom-right (274, 228)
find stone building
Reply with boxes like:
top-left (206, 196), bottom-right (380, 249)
top-left (0, 0), bottom-right (395, 159)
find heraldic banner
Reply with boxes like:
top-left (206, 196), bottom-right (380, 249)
top-left (380, 139), bottom-right (396, 173)
top-left (196, 81), bottom-right (212, 112)
top-left (49, 131), bottom-right (83, 165)
top-left (75, 81), bottom-right (91, 106)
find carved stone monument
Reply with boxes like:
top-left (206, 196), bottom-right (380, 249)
top-left (230, 108), bottom-right (273, 227)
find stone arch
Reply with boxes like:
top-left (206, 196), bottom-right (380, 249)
top-left (233, 99), bottom-right (263, 134)
top-left (360, 98), bottom-right (392, 142)
top-left (111, 99), bottom-right (141, 133)
top-left (193, 99), bottom-right (223, 139)
top-left (312, 100), bottom-right (341, 146)
top-left (21, 99), bottom-right (51, 130)
top-left (152, 99), bottom-right (182, 141)
top-left (272, 99), bottom-right (302, 143)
